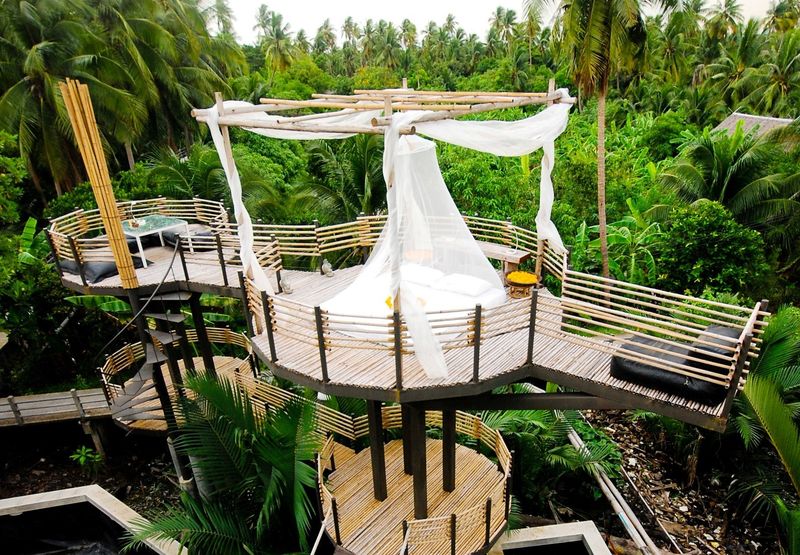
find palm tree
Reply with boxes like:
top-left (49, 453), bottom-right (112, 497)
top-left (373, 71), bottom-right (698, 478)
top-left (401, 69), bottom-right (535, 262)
top-left (295, 29), bottom-right (311, 54)
top-left (0, 0), bottom-right (146, 197)
top-left (314, 18), bottom-right (337, 55)
top-left (253, 4), bottom-right (271, 39)
top-left (303, 135), bottom-right (386, 222)
top-left (530, 0), bottom-right (647, 278)
top-left (660, 122), bottom-right (800, 237)
top-left (262, 11), bottom-right (295, 74)
top-left (706, 0), bottom-right (742, 40)
top-left (706, 19), bottom-right (765, 108)
top-left (342, 16), bottom-right (360, 44)
top-left (401, 19), bottom-right (417, 50)
top-left (738, 30), bottom-right (800, 117)
top-left (376, 23), bottom-right (402, 69)
top-left (361, 19), bottom-right (377, 65)
top-left (126, 375), bottom-right (321, 553)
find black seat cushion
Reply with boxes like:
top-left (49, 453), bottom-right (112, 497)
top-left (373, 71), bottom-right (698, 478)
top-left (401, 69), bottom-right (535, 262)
top-left (161, 229), bottom-right (216, 252)
top-left (610, 325), bottom-right (740, 406)
top-left (59, 256), bottom-right (146, 284)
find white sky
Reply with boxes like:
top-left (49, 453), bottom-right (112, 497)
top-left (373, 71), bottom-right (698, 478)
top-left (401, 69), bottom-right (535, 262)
top-left (228, 0), bottom-right (773, 46)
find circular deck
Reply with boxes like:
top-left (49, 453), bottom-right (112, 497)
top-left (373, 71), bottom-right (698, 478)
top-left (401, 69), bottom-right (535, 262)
top-left (322, 439), bottom-right (507, 555)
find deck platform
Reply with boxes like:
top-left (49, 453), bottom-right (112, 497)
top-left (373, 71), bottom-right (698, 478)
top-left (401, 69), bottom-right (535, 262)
top-left (323, 439), bottom-right (506, 555)
top-left (251, 267), bottom-right (741, 431)
top-left (0, 389), bottom-right (109, 427)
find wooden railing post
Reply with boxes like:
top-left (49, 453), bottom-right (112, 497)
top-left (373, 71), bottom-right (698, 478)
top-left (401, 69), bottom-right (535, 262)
top-left (315, 306), bottom-right (329, 383)
top-left (261, 291), bottom-right (278, 362)
top-left (45, 231), bottom-right (64, 276)
top-left (331, 497), bottom-right (342, 545)
top-left (177, 238), bottom-right (189, 281)
top-left (472, 304), bottom-right (482, 383)
top-left (450, 513), bottom-right (457, 555)
top-left (67, 236), bottom-right (87, 286)
top-left (534, 238), bottom-right (545, 278)
top-left (394, 311), bottom-right (403, 390)
top-left (484, 498), bottom-right (492, 547)
top-left (721, 333), bottom-right (753, 416)
top-left (313, 219), bottom-right (322, 274)
top-left (70, 389), bottom-right (86, 419)
top-left (526, 288), bottom-right (539, 364)
top-left (402, 520), bottom-right (409, 555)
top-left (7, 395), bottom-right (23, 425)
top-left (238, 271), bottom-right (255, 337)
top-left (215, 233), bottom-right (229, 286)
top-left (505, 450), bottom-right (514, 520)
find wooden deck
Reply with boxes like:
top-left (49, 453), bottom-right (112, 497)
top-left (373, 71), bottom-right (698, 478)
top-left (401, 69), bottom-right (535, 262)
top-left (0, 389), bottom-right (109, 427)
top-left (59, 243), bottom-right (244, 295)
top-left (252, 267), bottom-right (735, 430)
top-left (324, 439), bottom-right (506, 555)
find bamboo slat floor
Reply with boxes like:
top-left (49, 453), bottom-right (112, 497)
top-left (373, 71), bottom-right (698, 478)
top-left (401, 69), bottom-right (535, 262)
top-left (0, 388), bottom-right (109, 427)
top-left (324, 438), bottom-right (506, 555)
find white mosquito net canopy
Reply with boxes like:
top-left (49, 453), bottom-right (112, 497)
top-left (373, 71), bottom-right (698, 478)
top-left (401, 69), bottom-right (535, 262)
top-left (195, 90), bottom-right (574, 379)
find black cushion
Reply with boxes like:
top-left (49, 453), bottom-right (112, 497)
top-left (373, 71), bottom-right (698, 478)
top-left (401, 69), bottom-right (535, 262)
top-left (59, 256), bottom-right (145, 284)
top-left (161, 229), bottom-right (216, 252)
top-left (610, 324), bottom-right (741, 406)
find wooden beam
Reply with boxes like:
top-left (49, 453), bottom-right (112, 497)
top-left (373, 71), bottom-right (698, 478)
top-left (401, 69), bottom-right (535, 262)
top-left (442, 409), bottom-right (456, 492)
top-left (401, 404), bottom-right (412, 475)
top-left (409, 405), bottom-right (428, 519)
top-left (416, 393), bottom-right (630, 412)
top-left (367, 400), bottom-right (387, 501)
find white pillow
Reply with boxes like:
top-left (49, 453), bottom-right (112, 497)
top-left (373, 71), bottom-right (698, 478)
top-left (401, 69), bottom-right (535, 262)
top-left (401, 263), bottom-right (444, 286)
top-left (433, 273), bottom-right (493, 297)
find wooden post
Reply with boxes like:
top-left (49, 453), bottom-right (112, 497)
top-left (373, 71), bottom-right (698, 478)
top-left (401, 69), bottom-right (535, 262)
top-left (547, 78), bottom-right (556, 105)
top-left (442, 409), bottom-right (456, 492)
top-left (315, 306), bottom-right (329, 383)
top-left (401, 404), bottom-right (413, 475)
top-left (152, 363), bottom-right (178, 433)
top-left (7, 395), bottom-right (23, 425)
top-left (484, 498), bottom-right (492, 547)
top-left (402, 520), bottom-right (409, 555)
top-left (331, 497), bottom-right (342, 545)
top-left (393, 311), bottom-right (403, 390)
top-left (67, 236), bottom-right (87, 286)
top-left (177, 239), bottom-right (189, 280)
top-left (410, 405), bottom-right (428, 519)
top-left (472, 304), bottom-right (482, 383)
top-left (505, 450), bottom-right (514, 520)
top-left (261, 291), bottom-right (278, 362)
top-left (70, 389), bottom-right (86, 419)
top-left (721, 333), bottom-right (753, 416)
top-left (535, 238), bottom-right (545, 279)
top-left (366, 400), bottom-right (387, 501)
top-left (188, 293), bottom-right (216, 377)
top-left (313, 219), bottom-right (322, 274)
top-left (238, 271), bottom-right (255, 337)
top-left (526, 288), bottom-right (539, 364)
top-left (215, 233), bottom-right (229, 286)
top-left (45, 231), bottom-right (64, 276)
top-left (450, 513), bottom-right (457, 555)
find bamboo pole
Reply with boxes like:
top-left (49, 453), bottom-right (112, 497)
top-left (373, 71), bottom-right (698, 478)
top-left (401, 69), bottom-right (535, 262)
top-left (59, 79), bottom-right (138, 289)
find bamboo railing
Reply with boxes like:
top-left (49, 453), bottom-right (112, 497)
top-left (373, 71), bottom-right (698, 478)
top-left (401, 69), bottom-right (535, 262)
top-left (54, 203), bottom-right (767, 397)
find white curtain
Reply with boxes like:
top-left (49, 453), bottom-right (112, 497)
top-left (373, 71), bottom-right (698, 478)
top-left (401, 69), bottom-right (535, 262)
top-left (200, 92), bottom-right (573, 377)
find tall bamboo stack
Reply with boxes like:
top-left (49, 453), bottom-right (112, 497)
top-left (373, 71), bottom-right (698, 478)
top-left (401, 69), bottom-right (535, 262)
top-left (59, 78), bottom-right (138, 289)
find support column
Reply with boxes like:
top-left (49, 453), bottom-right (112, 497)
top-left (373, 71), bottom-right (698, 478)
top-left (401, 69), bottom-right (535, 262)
top-left (401, 404), bottom-right (413, 475)
top-left (189, 293), bottom-right (216, 377)
top-left (442, 409), bottom-right (456, 492)
top-left (366, 400), bottom-right (387, 501)
top-left (409, 405), bottom-right (428, 519)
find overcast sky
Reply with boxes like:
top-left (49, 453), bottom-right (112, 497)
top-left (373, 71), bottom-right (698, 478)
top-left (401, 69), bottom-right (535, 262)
top-left (228, 0), bottom-right (773, 46)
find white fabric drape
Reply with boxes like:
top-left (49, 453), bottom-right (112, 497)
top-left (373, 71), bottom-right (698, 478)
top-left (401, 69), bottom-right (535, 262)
top-left (200, 92), bottom-right (573, 378)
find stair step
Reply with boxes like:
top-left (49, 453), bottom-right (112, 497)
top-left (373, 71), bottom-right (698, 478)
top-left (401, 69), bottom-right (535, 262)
top-left (145, 312), bottom-right (186, 323)
top-left (113, 384), bottom-right (157, 409)
top-left (142, 292), bottom-right (192, 303)
top-left (145, 343), bottom-right (169, 364)
top-left (146, 329), bottom-right (179, 344)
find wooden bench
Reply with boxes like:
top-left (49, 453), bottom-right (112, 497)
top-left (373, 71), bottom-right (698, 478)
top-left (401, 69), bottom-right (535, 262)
top-left (476, 241), bottom-right (531, 274)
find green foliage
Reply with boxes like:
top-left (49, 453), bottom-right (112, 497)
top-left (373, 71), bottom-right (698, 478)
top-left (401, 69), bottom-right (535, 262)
top-left (69, 445), bottom-right (103, 477)
top-left (0, 131), bottom-right (25, 226)
top-left (657, 201), bottom-right (772, 297)
top-left (128, 375), bottom-right (321, 554)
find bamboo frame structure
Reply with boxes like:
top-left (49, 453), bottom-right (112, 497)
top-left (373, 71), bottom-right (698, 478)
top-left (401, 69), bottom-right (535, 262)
top-left (59, 79), bottom-right (139, 289)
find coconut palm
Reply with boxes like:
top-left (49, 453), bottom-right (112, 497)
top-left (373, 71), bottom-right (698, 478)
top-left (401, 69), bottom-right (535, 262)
top-left (342, 16), bottom-right (360, 44)
top-left (262, 11), bottom-right (295, 74)
top-left (529, 0), bottom-right (647, 278)
top-left (376, 23), bottom-right (402, 70)
top-left (706, 19), bottom-right (765, 108)
top-left (660, 122), bottom-right (800, 237)
top-left (401, 19), bottom-right (417, 50)
top-left (303, 134), bottom-right (386, 222)
top-left (126, 375), bottom-right (321, 554)
top-left (314, 18), bottom-right (337, 55)
top-left (738, 30), bottom-right (800, 118)
top-left (706, 0), bottom-right (742, 40)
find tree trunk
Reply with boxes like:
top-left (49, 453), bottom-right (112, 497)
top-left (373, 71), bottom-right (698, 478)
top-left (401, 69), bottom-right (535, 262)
top-left (124, 142), bottom-right (135, 170)
top-left (597, 92), bottom-right (610, 278)
top-left (27, 161), bottom-right (47, 205)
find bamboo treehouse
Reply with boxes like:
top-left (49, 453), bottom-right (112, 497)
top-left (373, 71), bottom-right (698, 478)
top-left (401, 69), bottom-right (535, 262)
top-left (47, 79), bottom-right (768, 555)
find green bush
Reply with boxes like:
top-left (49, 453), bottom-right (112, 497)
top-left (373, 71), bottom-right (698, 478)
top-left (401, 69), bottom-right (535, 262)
top-left (657, 201), bottom-right (772, 298)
